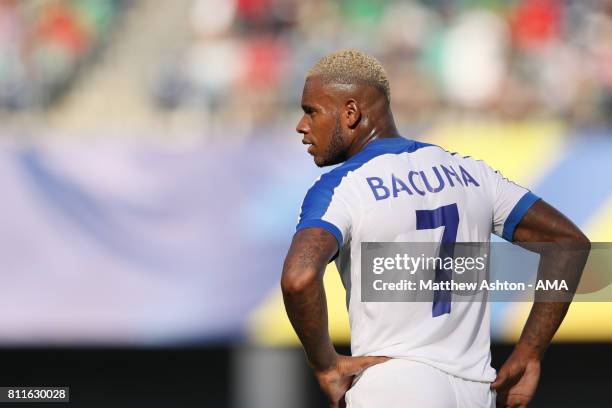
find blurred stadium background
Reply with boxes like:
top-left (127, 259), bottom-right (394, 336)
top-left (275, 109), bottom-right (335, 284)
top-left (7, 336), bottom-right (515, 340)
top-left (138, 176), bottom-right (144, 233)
top-left (0, 0), bottom-right (611, 407)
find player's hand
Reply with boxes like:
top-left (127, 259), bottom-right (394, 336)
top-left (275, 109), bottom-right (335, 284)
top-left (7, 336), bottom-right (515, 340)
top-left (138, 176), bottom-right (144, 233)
top-left (491, 347), bottom-right (541, 408)
top-left (314, 354), bottom-right (390, 408)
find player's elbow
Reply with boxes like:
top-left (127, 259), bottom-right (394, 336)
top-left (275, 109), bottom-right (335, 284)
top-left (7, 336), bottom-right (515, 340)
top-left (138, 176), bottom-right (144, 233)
top-left (281, 266), bottom-right (319, 296)
top-left (575, 231), bottom-right (591, 250)
top-left (554, 227), bottom-right (591, 252)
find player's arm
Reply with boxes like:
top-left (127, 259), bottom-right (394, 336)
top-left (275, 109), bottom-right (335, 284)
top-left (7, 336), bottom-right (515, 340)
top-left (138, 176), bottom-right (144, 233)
top-left (511, 199), bottom-right (590, 358)
top-left (281, 227), bottom-right (388, 408)
top-left (281, 227), bottom-right (338, 371)
top-left (492, 199), bottom-right (590, 407)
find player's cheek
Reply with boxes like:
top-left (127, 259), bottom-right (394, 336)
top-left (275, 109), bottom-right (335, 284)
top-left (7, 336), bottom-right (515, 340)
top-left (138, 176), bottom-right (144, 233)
top-left (313, 123), bottom-right (327, 145)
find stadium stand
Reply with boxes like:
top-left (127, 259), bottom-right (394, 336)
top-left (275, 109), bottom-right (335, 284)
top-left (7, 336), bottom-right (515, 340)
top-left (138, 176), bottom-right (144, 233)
top-left (0, 0), bottom-right (126, 110)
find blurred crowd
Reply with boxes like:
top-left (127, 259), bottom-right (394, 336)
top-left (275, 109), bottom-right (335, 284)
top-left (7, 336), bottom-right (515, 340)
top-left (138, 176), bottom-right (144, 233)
top-left (1, 0), bottom-right (611, 130)
top-left (0, 0), bottom-right (124, 111)
top-left (154, 0), bottom-right (612, 129)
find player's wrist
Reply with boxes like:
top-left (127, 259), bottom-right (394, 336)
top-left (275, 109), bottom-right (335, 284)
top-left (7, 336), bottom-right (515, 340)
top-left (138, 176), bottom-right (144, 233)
top-left (309, 350), bottom-right (340, 374)
top-left (513, 341), bottom-right (544, 361)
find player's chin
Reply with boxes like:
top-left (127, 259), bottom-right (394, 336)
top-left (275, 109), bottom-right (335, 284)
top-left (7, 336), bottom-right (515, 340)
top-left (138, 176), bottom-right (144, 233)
top-left (313, 154), bottom-right (328, 167)
top-left (313, 153), bottom-right (342, 168)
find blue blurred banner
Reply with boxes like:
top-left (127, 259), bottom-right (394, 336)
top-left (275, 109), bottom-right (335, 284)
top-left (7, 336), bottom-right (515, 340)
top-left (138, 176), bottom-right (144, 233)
top-left (0, 138), bottom-right (321, 345)
top-left (0, 129), bottom-right (611, 345)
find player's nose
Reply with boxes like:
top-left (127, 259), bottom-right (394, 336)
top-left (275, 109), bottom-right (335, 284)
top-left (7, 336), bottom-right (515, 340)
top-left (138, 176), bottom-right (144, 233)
top-left (296, 115), bottom-right (309, 135)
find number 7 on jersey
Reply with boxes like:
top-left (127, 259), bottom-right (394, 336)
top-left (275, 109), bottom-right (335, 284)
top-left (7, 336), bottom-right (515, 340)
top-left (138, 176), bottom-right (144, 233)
top-left (416, 203), bottom-right (459, 317)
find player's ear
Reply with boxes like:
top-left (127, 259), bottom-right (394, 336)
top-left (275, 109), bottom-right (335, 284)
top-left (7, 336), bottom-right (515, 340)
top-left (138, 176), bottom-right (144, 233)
top-left (344, 99), bottom-right (361, 129)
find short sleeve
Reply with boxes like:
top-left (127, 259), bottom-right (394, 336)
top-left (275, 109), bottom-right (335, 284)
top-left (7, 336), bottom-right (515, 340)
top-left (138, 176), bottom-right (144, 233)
top-left (296, 174), bottom-right (352, 251)
top-left (487, 166), bottom-right (540, 241)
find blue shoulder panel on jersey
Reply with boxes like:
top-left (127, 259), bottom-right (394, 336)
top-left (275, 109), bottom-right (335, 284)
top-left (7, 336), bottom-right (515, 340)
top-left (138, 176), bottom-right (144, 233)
top-left (502, 191), bottom-right (541, 241)
top-left (296, 137), bottom-right (433, 250)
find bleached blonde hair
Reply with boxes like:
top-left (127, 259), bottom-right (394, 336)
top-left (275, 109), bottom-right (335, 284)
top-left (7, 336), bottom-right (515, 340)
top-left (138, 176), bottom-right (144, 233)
top-left (307, 49), bottom-right (391, 103)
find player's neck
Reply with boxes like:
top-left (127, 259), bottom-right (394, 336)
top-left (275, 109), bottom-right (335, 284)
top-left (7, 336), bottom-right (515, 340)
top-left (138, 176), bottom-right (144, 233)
top-left (346, 119), bottom-right (400, 159)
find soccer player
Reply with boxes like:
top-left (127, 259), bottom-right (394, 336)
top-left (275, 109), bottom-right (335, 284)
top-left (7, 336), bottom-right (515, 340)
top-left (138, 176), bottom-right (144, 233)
top-left (281, 50), bottom-right (590, 407)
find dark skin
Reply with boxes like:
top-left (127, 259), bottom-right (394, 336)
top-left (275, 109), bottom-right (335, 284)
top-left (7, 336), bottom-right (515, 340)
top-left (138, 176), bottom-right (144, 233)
top-left (281, 75), bottom-right (590, 408)
top-left (490, 203), bottom-right (590, 408)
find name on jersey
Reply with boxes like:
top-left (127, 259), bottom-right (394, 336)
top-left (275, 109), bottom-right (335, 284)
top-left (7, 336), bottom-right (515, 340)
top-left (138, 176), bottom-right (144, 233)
top-left (366, 164), bottom-right (479, 201)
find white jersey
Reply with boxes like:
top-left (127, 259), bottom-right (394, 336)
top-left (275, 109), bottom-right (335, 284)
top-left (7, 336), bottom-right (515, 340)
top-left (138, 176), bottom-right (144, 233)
top-left (296, 137), bottom-right (539, 382)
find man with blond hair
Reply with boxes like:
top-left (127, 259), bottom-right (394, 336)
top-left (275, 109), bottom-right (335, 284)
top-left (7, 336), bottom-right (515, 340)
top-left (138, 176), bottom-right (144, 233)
top-left (281, 49), bottom-right (589, 407)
